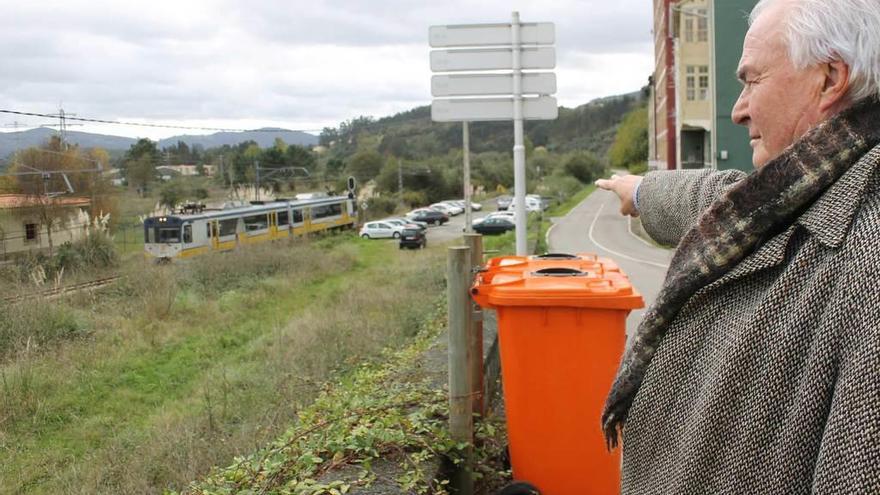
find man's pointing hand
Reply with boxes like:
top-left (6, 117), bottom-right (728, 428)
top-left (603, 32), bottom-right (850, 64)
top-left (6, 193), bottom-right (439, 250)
top-left (595, 173), bottom-right (644, 217)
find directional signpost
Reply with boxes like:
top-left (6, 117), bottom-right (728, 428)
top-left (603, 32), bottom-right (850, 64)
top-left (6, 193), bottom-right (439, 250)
top-left (430, 13), bottom-right (557, 254)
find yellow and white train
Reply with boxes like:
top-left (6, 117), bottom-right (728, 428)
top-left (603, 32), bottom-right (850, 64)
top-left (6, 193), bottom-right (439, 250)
top-left (143, 195), bottom-right (356, 260)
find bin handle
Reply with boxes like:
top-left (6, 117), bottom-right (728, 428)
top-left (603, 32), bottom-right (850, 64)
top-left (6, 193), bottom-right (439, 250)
top-left (531, 267), bottom-right (588, 277)
top-left (533, 253), bottom-right (579, 260)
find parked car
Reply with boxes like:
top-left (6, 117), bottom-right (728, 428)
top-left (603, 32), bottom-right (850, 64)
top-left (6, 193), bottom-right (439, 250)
top-left (507, 197), bottom-right (543, 213)
top-left (496, 195), bottom-right (512, 210)
top-left (383, 218), bottom-right (427, 231)
top-left (359, 221), bottom-right (404, 239)
top-left (473, 211), bottom-right (516, 226)
top-left (473, 217), bottom-right (515, 235)
top-left (527, 194), bottom-right (552, 210)
top-left (431, 202), bottom-right (462, 216)
top-left (398, 228), bottom-right (427, 249)
top-left (450, 199), bottom-right (482, 211)
top-left (407, 208), bottom-right (449, 225)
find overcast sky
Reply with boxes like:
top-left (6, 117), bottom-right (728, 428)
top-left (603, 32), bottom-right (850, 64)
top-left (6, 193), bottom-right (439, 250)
top-left (0, 0), bottom-right (653, 140)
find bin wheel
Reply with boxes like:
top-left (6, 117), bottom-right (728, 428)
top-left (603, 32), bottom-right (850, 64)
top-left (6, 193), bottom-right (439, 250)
top-left (497, 481), bottom-right (540, 495)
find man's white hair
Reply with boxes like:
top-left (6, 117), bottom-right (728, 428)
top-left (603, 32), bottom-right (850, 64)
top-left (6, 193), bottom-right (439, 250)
top-left (750, 0), bottom-right (880, 102)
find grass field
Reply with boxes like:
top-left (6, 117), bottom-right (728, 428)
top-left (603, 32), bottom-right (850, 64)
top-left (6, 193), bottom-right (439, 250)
top-left (0, 233), bottom-right (446, 494)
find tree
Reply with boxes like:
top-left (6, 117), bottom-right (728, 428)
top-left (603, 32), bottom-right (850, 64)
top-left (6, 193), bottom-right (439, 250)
top-left (123, 139), bottom-right (160, 195)
top-left (609, 106), bottom-right (649, 173)
top-left (346, 150), bottom-right (383, 183)
top-left (563, 152), bottom-right (604, 184)
top-left (8, 138), bottom-right (115, 254)
top-left (284, 145), bottom-right (316, 172)
top-left (158, 180), bottom-right (187, 212)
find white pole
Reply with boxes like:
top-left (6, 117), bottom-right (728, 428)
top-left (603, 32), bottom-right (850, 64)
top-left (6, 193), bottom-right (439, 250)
top-left (463, 121), bottom-right (472, 233)
top-left (511, 11), bottom-right (527, 255)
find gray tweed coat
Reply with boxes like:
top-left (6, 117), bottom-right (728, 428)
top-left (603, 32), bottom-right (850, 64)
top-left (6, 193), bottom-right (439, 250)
top-left (622, 145), bottom-right (880, 494)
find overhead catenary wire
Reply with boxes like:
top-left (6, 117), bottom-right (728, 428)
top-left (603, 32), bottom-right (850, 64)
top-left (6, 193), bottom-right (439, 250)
top-left (0, 109), bottom-right (326, 134)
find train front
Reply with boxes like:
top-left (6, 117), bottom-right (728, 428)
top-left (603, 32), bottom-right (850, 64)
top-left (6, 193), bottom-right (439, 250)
top-left (143, 215), bottom-right (185, 260)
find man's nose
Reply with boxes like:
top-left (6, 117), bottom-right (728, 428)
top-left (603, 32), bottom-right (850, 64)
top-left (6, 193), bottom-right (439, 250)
top-left (732, 90), bottom-right (749, 126)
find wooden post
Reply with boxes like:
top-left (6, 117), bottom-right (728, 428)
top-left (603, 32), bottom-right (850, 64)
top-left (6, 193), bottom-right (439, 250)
top-left (447, 246), bottom-right (473, 495)
top-left (463, 233), bottom-right (485, 417)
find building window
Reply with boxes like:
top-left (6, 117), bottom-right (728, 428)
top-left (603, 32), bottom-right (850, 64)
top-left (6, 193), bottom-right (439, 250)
top-left (24, 223), bottom-right (38, 243)
top-left (684, 17), bottom-right (694, 42)
top-left (686, 66), bottom-right (696, 101)
top-left (697, 9), bottom-right (708, 42)
top-left (699, 65), bottom-right (710, 100)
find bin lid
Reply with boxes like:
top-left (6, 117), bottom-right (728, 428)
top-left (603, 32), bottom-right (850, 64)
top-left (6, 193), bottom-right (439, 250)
top-left (484, 253), bottom-right (620, 275)
top-left (472, 266), bottom-right (644, 310)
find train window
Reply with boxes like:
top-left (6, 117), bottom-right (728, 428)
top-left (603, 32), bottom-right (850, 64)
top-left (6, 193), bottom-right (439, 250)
top-left (158, 227), bottom-right (181, 243)
top-left (293, 209), bottom-right (303, 223)
top-left (277, 210), bottom-right (289, 226)
top-left (312, 204), bottom-right (341, 219)
top-left (219, 218), bottom-right (238, 237)
top-left (207, 224), bottom-right (211, 238)
top-left (244, 214), bottom-right (269, 231)
top-left (183, 225), bottom-right (192, 243)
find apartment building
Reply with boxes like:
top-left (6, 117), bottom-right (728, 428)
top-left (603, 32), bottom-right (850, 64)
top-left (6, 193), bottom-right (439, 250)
top-left (649, 0), bottom-right (757, 172)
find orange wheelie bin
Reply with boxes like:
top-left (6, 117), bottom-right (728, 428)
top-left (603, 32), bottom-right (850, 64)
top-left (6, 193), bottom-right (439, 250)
top-left (471, 255), bottom-right (643, 495)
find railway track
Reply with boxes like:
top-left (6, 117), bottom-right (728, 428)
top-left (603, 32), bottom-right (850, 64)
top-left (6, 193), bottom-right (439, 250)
top-left (2, 276), bottom-right (120, 304)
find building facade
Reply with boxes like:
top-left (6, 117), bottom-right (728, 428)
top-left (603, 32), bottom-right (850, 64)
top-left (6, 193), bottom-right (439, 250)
top-left (0, 195), bottom-right (91, 259)
top-left (649, 0), bottom-right (757, 171)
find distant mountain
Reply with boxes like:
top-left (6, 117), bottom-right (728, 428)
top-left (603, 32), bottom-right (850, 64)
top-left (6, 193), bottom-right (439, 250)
top-left (156, 128), bottom-right (318, 149)
top-left (0, 128), bottom-right (136, 159)
top-left (0, 127), bottom-right (319, 160)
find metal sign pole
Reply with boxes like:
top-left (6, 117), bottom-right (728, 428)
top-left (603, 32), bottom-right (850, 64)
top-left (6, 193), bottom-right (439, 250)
top-left (511, 11), bottom-right (527, 255)
top-left (463, 121), bottom-right (472, 233)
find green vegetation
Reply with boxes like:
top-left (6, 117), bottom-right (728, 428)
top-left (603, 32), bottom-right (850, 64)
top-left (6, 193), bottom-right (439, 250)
top-left (0, 235), bottom-right (448, 494)
top-left (609, 105), bottom-right (649, 174)
top-left (181, 302), bottom-right (509, 495)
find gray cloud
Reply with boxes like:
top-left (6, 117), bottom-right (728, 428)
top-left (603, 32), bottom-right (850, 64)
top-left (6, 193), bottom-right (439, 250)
top-left (0, 0), bottom-right (653, 138)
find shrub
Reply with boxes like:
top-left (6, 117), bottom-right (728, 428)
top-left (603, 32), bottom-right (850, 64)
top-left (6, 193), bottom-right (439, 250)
top-left (563, 152), bottom-right (605, 183)
top-left (365, 196), bottom-right (398, 218)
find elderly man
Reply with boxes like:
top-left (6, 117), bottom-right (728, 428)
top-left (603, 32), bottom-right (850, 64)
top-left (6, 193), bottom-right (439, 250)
top-left (596, 0), bottom-right (880, 493)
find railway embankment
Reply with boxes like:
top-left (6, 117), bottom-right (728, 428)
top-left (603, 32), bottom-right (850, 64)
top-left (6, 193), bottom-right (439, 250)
top-left (180, 301), bottom-right (508, 495)
top-left (0, 235), bottom-right (459, 493)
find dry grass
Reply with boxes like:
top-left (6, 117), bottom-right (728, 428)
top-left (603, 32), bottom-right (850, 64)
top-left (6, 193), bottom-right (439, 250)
top-left (0, 234), bottom-right (446, 494)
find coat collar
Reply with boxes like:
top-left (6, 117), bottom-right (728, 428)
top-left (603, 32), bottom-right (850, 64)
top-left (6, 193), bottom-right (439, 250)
top-left (797, 144), bottom-right (880, 249)
top-left (703, 144), bottom-right (880, 291)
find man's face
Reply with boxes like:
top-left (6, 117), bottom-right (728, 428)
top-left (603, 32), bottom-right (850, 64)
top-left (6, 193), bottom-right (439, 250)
top-left (732, 1), bottom-right (827, 168)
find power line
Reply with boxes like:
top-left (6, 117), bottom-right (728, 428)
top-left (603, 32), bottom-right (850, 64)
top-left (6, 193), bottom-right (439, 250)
top-left (0, 109), bottom-right (326, 134)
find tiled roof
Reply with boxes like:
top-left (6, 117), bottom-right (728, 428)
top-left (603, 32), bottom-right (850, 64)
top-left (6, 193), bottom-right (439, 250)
top-left (0, 194), bottom-right (91, 209)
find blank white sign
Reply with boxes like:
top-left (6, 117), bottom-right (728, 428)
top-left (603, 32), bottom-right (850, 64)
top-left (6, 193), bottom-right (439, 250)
top-left (431, 96), bottom-right (558, 122)
top-left (431, 73), bottom-right (557, 96)
top-left (429, 23), bottom-right (555, 47)
top-left (430, 47), bottom-right (556, 72)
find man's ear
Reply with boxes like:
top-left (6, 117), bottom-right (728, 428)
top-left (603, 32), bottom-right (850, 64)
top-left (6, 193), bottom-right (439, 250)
top-left (819, 60), bottom-right (851, 112)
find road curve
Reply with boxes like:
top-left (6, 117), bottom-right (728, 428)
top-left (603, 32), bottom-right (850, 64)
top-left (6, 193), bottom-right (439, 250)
top-left (547, 189), bottom-right (673, 336)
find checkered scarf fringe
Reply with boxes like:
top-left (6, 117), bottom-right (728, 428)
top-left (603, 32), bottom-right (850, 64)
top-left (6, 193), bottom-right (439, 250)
top-left (601, 97), bottom-right (880, 449)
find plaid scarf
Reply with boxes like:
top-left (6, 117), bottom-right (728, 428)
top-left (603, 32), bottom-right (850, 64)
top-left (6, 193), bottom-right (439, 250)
top-left (602, 97), bottom-right (880, 448)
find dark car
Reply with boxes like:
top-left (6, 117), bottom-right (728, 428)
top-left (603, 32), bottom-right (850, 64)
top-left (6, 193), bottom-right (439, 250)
top-left (496, 195), bottom-right (513, 211)
top-left (473, 217), bottom-right (515, 235)
top-left (399, 228), bottom-right (427, 249)
top-left (409, 209), bottom-right (449, 225)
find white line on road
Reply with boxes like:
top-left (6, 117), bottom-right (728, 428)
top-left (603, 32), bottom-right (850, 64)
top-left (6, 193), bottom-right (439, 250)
top-left (627, 216), bottom-right (661, 248)
top-left (588, 204), bottom-right (670, 269)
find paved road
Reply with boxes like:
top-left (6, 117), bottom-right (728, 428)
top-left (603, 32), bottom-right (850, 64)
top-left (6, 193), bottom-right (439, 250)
top-left (547, 189), bottom-right (672, 336)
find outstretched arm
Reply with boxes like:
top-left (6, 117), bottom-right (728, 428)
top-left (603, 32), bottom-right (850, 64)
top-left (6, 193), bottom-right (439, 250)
top-left (597, 169), bottom-right (747, 247)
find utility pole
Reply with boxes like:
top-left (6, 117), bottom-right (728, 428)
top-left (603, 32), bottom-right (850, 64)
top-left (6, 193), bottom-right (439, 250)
top-left (255, 160), bottom-right (261, 201)
top-left (397, 158), bottom-right (403, 194)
